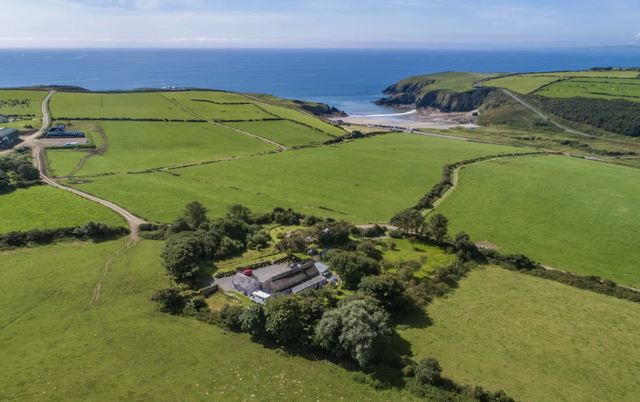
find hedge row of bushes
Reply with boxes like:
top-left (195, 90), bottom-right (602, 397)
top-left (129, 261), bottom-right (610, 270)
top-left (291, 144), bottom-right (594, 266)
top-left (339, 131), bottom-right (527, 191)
top-left (190, 99), bottom-right (252, 106)
top-left (0, 222), bottom-right (130, 249)
top-left (323, 130), bottom-right (394, 145)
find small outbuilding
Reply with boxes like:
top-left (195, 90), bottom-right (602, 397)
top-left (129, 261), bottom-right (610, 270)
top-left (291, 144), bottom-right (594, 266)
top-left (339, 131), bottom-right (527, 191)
top-left (314, 262), bottom-right (331, 278)
top-left (291, 275), bottom-right (328, 294)
top-left (0, 115), bottom-right (8, 123)
top-left (0, 127), bottom-right (19, 148)
top-left (232, 272), bottom-right (261, 296)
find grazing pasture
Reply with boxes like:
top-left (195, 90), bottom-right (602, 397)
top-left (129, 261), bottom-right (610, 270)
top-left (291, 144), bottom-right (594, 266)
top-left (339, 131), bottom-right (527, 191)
top-left (226, 120), bottom-right (333, 148)
top-left (66, 133), bottom-right (528, 223)
top-left (50, 92), bottom-right (195, 120)
top-left (253, 102), bottom-right (345, 136)
top-left (0, 90), bottom-right (47, 117)
top-left (57, 121), bottom-right (277, 176)
top-left (436, 155), bottom-right (640, 286)
top-left (399, 265), bottom-right (640, 402)
top-left (483, 75), bottom-right (560, 93)
top-left (45, 149), bottom-right (87, 177)
top-left (536, 80), bottom-right (640, 101)
top-left (0, 240), bottom-right (418, 402)
top-left (532, 70), bottom-right (640, 78)
top-left (165, 90), bottom-right (251, 104)
top-left (173, 99), bottom-right (274, 121)
top-left (0, 186), bottom-right (124, 233)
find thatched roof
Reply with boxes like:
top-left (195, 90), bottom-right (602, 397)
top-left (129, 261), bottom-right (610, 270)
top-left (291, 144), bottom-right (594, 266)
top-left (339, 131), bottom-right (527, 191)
top-left (262, 261), bottom-right (319, 294)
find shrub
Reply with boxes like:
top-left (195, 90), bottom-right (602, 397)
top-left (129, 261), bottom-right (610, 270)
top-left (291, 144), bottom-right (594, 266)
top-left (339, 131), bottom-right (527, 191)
top-left (415, 358), bottom-right (443, 386)
top-left (219, 304), bottom-right (244, 331)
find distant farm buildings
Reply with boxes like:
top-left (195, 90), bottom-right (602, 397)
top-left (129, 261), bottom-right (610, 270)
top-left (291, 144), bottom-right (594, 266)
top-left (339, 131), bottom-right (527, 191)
top-left (0, 115), bottom-right (8, 123)
top-left (45, 124), bottom-right (86, 139)
top-left (0, 127), bottom-right (19, 148)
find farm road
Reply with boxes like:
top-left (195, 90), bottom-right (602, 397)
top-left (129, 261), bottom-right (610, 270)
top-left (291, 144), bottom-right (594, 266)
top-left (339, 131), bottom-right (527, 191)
top-left (0, 91), bottom-right (147, 239)
top-left (499, 89), bottom-right (594, 138)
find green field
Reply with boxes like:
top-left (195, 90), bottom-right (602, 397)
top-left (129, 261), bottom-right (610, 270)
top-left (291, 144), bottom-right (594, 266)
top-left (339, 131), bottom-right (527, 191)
top-left (45, 149), bottom-right (87, 177)
top-left (399, 266), bottom-right (640, 402)
top-left (226, 120), bottom-right (333, 148)
top-left (66, 133), bottom-right (529, 223)
top-left (0, 119), bottom-right (43, 134)
top-left (0, 90), bottom-right (47, 117)
top-left (50, 92), bottom-right (195, 120)
top-left (165, 90), bottom-right (252, 103)
top-left (537, 80), bottom-right (640, 101)
top-left (0, 240), bottom-right (418, 401)
top-left (0, 186), bottom-right (124, 233)
top-left (48, 121), bottom-right (277, 176)
top-left (531, 70), bottom-right (640, 78)
top-left (173, 99), bottom-right (274, 121)
top-left (484, 75), bottom-right (560, 93)
top-left (567, 77), bottom-right (640, 85)
top-left (381, 238), bottom-right (457, 278)
top-left (436, 156), bottom-right (640, 286)
top-left (394, 72), bottom-right (504, 94)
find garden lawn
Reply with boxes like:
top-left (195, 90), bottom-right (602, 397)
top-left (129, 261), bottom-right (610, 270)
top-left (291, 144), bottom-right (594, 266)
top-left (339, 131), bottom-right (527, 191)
top-left (50, 92), bottom-right (194, 120)
top-left (0, 90), bottom-right (47, 117)
top-left (381, 238), bottom-right (457, 278)
top-left (484, 75), bottom-right (559, 93)
top-left (68, 121), bottom-right (277, 175)
top-left (0, 186), bottom-right (124, 233)
top-left (398, 266), bottom-right (640, 402)
top-left (226, 120), bottom-right (333, 148)
top-left (436, 155), bottom-right (640, 286)
top-left (0, 240), bottom-right (419, 402)
top-left (67, 133), bottom-right (529, 223)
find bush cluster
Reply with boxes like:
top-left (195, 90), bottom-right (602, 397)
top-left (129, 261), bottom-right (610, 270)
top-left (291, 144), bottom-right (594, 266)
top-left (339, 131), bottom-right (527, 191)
top-left (0, 222), bottom-right (129, 249)
top-left (0, 150), bottom-right (42, 190)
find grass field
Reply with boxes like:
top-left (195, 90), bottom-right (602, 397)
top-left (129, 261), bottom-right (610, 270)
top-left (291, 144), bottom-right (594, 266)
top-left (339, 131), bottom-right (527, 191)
top-left (165, 90), bottom-right (252, 104)
top-left (66, 133), bottom-right (529, 223)
top-left (226, 120), bottom-right (333, 148)
top-left (394, 72), bottom-right (504, 94)
top-left (567, 77), bottom-right (640, 85)
top-left (45, 149), bottom-right (87, 177)
top-left (483, 75), bottom-right (560, 93)
top-left (0, 119), bottom-right (43, 134)
top-left (0, 90), bottom-right (47, 117)
top-left (0, 186), bottom-right (124, 233)
top-left (536, 80), bottom-right (640, 101)
top-left (50, 92), bottom-right (195, 120)
top-left (50, 121), bottom-right (277, 176)
top-left (399, 266), bottom-right (640, 402)
top-left (253, 102), bottom-right (345, 136)
top-left (174, 99), bottom-right (275, 121)
top-left (436, 156), bottom-right (640, 286)
top-left (531, 70), bottom-right (640, 78)
top-left (0, 240), bottom-right (419, 401)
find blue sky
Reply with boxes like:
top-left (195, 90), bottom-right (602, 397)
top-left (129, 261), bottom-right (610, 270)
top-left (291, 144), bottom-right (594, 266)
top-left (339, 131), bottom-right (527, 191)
top-left (0, 0), bottom-right (639, 48)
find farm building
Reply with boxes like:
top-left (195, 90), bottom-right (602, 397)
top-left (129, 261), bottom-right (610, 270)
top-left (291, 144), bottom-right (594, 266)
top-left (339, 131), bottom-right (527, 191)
top-left (261, 261), bottom-right (327, 295)
top-left (0, 127), bottom-right (19, 148)
top-left (232, 273), bottom-right (261, 296)
top-left (0, 115), bottom-right (7, 123)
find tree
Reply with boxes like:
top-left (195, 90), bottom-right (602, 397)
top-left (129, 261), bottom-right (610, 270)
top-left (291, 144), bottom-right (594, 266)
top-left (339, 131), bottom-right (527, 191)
top-left (151, 285), bottom-right (191, 314)
top-left (415, 358), bottom-right (443, 386)
top-left (0, 171), bottom-right (9, 190)
top-left (16, 163), bottom-right (40, 181)
top-left (357, 240), bottom-right (381, 260)
top-left (275, 232), bottom-right (307, 255)
top-left (169, 217), bottom-right (192, 234)
top-left (226, 203), bottom-right (252, 222)
top-left (357, 275), bottom-right (409, 315)
top-left (328, 251), bottom-right (381, 290)
top-left (264, 294), bottom-right (320, 346)
top-left (424, 213), bottom-right (449, 243)
top-left (240, 305), bottom-right (268, 337)
top-left (390, 209), bottom-right (424, 234)
top-left (183, 201), bottom-right (209, 229)
top-left (219, 304), bottom-right (244, 331)
top-left (161, 232), bottom-right (206, 282)
top-left (315, 300), bottom-right (392, 367)
top-left (454, 232), bottom-right (471, 250)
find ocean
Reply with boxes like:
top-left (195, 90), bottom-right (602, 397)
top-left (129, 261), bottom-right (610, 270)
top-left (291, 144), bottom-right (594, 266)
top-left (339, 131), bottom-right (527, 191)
top-left (1, 47), bottom-right (639, 115)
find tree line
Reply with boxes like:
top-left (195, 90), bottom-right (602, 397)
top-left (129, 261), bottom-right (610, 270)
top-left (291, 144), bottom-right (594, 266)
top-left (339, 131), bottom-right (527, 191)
top-left (0, 149), bottom-right (41, 191)
top-left (0, 222), bottom-right (129, 250)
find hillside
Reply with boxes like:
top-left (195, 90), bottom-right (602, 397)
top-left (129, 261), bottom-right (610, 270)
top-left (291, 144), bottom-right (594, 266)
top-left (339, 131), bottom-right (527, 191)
top-left (376, 72), bottom-right (503, 111)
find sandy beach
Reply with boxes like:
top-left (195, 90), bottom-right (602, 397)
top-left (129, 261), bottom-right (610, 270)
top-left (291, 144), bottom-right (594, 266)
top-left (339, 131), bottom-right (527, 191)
top-left (331, 108), bottom-right (480, 130)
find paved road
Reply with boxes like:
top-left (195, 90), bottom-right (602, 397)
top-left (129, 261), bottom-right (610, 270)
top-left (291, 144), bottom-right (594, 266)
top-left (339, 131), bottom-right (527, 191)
top-left (0, 91), bottom-right (55, 156)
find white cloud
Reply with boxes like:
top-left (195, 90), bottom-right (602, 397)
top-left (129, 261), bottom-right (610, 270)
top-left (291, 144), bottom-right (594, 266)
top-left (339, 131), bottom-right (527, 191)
top-left (635, 32), bottom-right (640, 39)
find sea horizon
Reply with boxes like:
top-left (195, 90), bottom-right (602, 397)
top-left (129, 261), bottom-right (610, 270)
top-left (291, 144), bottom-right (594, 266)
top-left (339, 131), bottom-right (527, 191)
top-left (1, 47), bottom-right (640, 115)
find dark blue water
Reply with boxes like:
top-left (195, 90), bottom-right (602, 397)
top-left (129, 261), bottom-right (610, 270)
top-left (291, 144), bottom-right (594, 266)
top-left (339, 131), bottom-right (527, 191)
top-left (1, 48), bottom-right (639, 114)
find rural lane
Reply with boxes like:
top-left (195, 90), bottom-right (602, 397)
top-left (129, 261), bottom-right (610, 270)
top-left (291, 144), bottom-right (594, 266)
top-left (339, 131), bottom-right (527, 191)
top-left (1, 91), bottom-right (147, 239)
